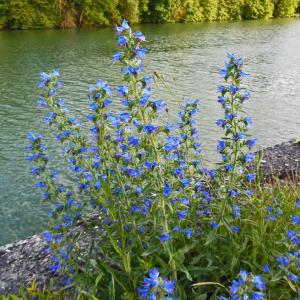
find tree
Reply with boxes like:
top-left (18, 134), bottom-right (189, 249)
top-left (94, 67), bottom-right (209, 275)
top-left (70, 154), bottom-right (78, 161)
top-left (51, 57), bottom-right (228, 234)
top-left (0, 0), bottom-right (10, 29)
top-left (242, 0), bottom-right (274, 20)
top-left (183, 0), bottom-right (204, 22)
top-left (217, 0), bottom-right (244, 21)
top-left (200, 0), bottom-right (219, 21)
top-left (119, 0), bottom-right (140, 24)
top-left (273, 0), bottom-right (298, 17)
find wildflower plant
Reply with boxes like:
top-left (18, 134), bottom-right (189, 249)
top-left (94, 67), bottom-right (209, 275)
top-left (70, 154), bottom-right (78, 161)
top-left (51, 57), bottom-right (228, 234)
top-left (25, 20), bottom-right (299, 299)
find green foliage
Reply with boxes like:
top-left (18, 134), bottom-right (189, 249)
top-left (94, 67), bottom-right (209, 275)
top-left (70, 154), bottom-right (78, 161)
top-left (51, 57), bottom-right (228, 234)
top-left (145, 0), bottom-right (179, 23)
top-left (273, 0), bottom-right (299, 17)
top-left (183, 0), bottom-right (204, 22)
top-left (75, 0), bottom-right (120, 27)
top-left (0, 0), bottom-right (299, 29)
top-left (217, 0), bottom-right (243, 21)
top-left (242, 0), bottom-right (274, 20)
top-left (4, 0), bottom-right (60, 30)
top-left (200, 0), bottom-right (218, 21)
top-left (0, 1), bottom-right (9, 29)
top-left (119, 0), bottom-right (140, 24)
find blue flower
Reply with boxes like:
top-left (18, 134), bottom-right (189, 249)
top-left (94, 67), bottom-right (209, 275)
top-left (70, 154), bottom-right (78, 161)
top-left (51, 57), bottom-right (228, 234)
top-left (160, 233), bottom-right (171, 242)
top-left (103, 99), bottom-right (112, 107)
top-left (90, 102), bottom-right (98, 111)
top-left (296, 199), bottom-right (300, 208)
top-left (291, 215), bottom-right (300, 224)
top-left (253, 275), bottom-right (265, 291)
top-left (27, 132), bottom-right (38, 142)
top-left (36, 181), bottom-right (47, 188)
top-left (263, 264), bottom-right (270, 273)
top-left (217, 85), bottom-right (227, 93)
top-left (288, 273), bottom-right (300, 281)
top-left (135, 47), bottom-right (148, 58)
top-left (180, 197), bottom-right (189, 205)
top-left (232, 205), bottom-right (241, 218)
top-left (225, 164), bottom-right (234, 172)
top-left (239, 70), bottom-right (249, 78)
top-left (37, 98), bottom-right (47, 107)
top-left (234, 132), bottom-right (246, 141)
top-left (229, 84), bottom-right (239, 94)
top-left (163, 183), bottom-right (172, 197)
top-left (39, 72), bottom-right (51, 87)
top-left (184, 228), bottom-right (193, 238)
top-left (115, 20), bottom-right (130, 35)
top-left (227, 52), bottom-right (237, 59)
top-left (177, 210), bottom-right (188, 220)
top-left (117, 35), bottom-right (128, 46)
top-left (252, 291), bottom-right (266, 300)
top-left (113, 51), bottom-right (123, 61)
top-left (51, 70), bottom-right (60, 77)
top-left (247, 139), bottom-right (256, 148)
top-left (218, 96), bottom-right (225, 104)
top-left (217, 140), bottom-right (226, 153)
top-left (146, 268), bottom-right (160, 287)
top-left (152, 99), bottom-right (166, 113)
top-left (231, 226), bottom-right (240, 233)
top-left (134, 31), bottom-right (146, 42)
top-left (163, 279), bottom-right (176, 294)
top-left (119, 112), bottom-right (131, 123)
top-left (121, 98), bottom-right (131, 107)
top-left (139, 95), bottom-right (150, 106)
top-left (242, 91), bottom-right (251, 100)
top-left (216, 119), bottom-right (225, 127)
top-left (163, 136), bottom-right (181, 152)
top-left (219, 69), bottom-right (228, 78)
top-left (210, 221), bottom-right (218, 229)
top-left (116, 85), bottom-right (129, 96)
top-left (243, 152), bottom-right (255, 163)
top-left (144, 161), bottom-right (157, 169)
top-left (143, 124), bottom-right (158, 134)
top-left (245, 117), bottom-right (253, 128)
top-left (173, 167), bottom-right (184, 177)
top-left (143, 76), bottom-right (153, 85)
top-left (43, 231), bottom-right (53, 243)
top-left (229, 189), bottom-right (238, 198)
top-left (276, 256), bottom-right (289, 267)
top-left (128, 136), bottom-right (140, 146)
top-left (246, 173), bottom-right (256, 182)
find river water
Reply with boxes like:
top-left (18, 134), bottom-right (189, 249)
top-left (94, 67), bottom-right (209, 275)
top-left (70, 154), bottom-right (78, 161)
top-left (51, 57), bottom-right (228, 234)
top-left (0, 19), bottom-right (300, 245)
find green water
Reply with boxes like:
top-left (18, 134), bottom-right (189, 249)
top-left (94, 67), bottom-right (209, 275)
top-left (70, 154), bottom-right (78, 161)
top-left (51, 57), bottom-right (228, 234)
top-left (1, 19), bottom-right (300, 246)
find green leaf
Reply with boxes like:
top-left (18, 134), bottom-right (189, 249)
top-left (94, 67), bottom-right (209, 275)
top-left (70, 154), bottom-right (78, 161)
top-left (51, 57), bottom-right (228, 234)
top-left (173, 257), bottom-right (192, 281)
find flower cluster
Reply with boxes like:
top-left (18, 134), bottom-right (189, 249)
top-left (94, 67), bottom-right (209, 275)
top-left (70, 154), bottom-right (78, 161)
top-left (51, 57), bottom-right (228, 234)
top-left (220, 270), bottom-right (266, 300)
top-left (138, 268), bottom-right (177, 300)
top-left (216, 53), bottom-right (256, 189)
top-left (25, 20), bottom-right (300, 299)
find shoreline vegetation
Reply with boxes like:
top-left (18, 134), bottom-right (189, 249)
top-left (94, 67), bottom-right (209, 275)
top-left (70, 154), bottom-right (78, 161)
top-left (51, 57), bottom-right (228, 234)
top-left (0, 0), bottom-right (300, 30)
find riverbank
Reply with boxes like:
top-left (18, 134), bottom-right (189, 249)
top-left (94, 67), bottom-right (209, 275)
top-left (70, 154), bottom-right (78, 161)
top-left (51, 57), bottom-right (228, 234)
top-left (0, 139), bottom-right (299, 295)
top-left (0, 0), bottom-right (299, 30)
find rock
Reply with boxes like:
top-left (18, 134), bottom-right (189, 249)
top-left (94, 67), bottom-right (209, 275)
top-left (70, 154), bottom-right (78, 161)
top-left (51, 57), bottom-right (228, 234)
top-left (0, 215), bottom-right (102, 296)
top-left (253, 139), bottom-right (300, 181)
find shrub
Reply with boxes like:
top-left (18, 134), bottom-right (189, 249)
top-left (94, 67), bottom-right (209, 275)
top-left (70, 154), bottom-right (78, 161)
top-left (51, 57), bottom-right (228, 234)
top-left (273, 0), bottom-right (299, 17)
top-left (200, 0), bottom-right (219, 21)
top-left (24, 20), bottom-right (300, 299)
top-left (242, 0), bottom-right (274, 20)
